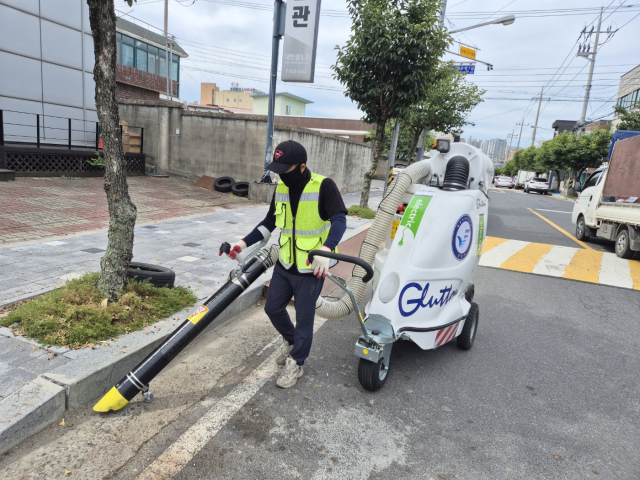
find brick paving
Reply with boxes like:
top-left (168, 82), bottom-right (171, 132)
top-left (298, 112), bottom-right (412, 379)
top-left (0, 177), bottom-right (253, 246)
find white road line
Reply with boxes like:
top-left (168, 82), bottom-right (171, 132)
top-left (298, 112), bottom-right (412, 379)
top-left (536, 209), bottom-right (572, 214)
top-left (532, 245), bottom-right (577, 277)
top-left (598, 253), bottom-right (633, 289)
top-left (478, 240), bottom-right (530, 268)
top-left (138, 317), bottom-right (327, 480)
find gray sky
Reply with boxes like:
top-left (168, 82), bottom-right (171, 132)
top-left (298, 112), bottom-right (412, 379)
top-left (116, 0), bottom-right (640, 144)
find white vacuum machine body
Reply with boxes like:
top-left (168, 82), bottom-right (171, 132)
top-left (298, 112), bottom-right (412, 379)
top-left (369, 142), bottom-right (492, 350)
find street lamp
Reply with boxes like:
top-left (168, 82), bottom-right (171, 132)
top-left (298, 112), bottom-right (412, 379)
top-left (449, 15), bottom-right (516, 34)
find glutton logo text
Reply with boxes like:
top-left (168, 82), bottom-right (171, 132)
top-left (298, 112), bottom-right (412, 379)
top-left (398, 282), bottom-right (458, 317)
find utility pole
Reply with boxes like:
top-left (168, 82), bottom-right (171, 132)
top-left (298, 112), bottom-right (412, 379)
top-left (531, 87), bottom-right (543, 147)
top-left (578, 7), bottom-right (603, 130)
top-left (383, 120), bottom-right (400, 197)
top-left (164, 0), bottom-right (169, 100)
top-left (516, 121), bottom-right (527, 150)
top-left (260, 0), bottom-right (286, 183)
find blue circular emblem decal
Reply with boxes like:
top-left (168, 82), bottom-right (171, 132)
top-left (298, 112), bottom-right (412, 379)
top-left (452, 214), bottom-right (473, 261)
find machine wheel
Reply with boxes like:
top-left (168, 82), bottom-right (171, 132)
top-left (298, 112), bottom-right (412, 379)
top-left (615, 228), bottom-right (634, 259)
top-left (575, 215), bottom-right (590, 241)
top-left (457, 302), bottom-right (479, 351)
top-left (214, 176), bottom-right (235, 193)
top-left (358, 357), bottom-right (389, 391)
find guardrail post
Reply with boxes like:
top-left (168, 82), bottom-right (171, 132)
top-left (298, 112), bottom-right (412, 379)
top-left (140, 127), bottom-right (144, 154)
top-left (0, 110), bottom-right (4, 147)
top-left (95, 122), bottom-right (99, 150)
top-left (68, 118), bottom-right (72, 149)
top-left (36, 114), bottom-right (40, 148)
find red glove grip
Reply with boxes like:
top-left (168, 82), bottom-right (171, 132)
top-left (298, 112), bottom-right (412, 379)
top-left (229, 245), bottom-right (243, 260)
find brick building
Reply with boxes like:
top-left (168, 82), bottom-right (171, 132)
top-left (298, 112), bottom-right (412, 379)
top-left (115, 17), bottom-right (188, 101)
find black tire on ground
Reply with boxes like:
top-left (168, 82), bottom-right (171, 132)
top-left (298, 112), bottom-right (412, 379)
top-left (231, 181), bottom-right (249, 197)
top-left (525, 189), bottom-right (530, 193)
top-left (214, 177), bottom-right (235, 193)
top-left (358, 357), bottom-right (389, 391)
top-left (457, 302), bottom-right (479, 351)
top-left (544, 190), bottom-right (549, 195)
top-left (575, 215), bottom-right (590, 241)
top-left (127, 262), bottom-right (175, 288)
top-left (615, 228), bottom-right (634, 259)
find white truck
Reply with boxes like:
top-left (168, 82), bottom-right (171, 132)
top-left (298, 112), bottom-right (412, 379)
top-left (571, 135), bottom-right (640, 258)
top-left (515, 170), bottom-right (536, 189)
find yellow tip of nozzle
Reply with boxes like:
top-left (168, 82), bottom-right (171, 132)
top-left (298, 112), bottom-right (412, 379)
top-left (93, 386), bottom-right (129, 412)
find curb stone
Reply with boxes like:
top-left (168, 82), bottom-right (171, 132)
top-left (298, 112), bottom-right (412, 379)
top-left (0, 376), bottom-right (66, 454)
top-left (0, 272), bottom-right (270, 455)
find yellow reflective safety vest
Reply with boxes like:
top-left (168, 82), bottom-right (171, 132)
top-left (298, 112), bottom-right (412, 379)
top-left (275, 172), bottom-right (331, 271)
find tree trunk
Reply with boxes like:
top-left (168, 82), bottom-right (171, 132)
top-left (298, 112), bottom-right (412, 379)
top-left (407, 128), bottom-right (422, 165)
top-left (87, 0), bottom-right (137, 302)
top-left (360, 119), bottom-right (387, 208)
top-left (554, 169), bottom-right (561, 192)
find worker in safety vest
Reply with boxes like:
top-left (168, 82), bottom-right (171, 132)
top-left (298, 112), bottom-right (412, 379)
top-left (220, 140), bottom-right (347, 388)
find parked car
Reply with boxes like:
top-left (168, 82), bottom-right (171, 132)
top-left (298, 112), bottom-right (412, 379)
top-left (515, 170), bottom-right (536, 189)
top-left (495, 176), bottom-right (514, 188)
top-left (524, 177), bottom-right (550, 195)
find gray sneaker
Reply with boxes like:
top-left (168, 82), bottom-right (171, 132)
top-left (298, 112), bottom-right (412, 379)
top-left (275, 338), bottom-right (294, 366)
top-left (276, 357), bottom-right (303, 389)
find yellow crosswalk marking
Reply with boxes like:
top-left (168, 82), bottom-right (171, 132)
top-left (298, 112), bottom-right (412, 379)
top-left (629, 260), bottom-right (640, 290)
top-left (482, 236), bottom-right (509, 254)
top-left (479, 237), bottom-right (640, 291)
top-left (500, 242), bottom-right (555, 273)
top-left (562, 249), bottom-right (604, 284)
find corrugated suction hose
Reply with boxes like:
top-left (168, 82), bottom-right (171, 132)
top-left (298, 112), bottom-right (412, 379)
top-left (442, 155), bottom-right (470, 191)
top-left (314, 159), bottom-right (432, 320)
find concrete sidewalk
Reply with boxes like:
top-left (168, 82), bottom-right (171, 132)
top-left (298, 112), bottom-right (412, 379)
top-left (0, 204), bottom-right (375, 394)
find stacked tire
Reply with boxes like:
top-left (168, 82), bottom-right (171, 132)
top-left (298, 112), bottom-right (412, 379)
top-left (213, 177), bottom-right (249, 197)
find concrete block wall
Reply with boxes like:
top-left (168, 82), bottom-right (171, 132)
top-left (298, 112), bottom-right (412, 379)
top-left (118, 100), bottom-right (373, 193)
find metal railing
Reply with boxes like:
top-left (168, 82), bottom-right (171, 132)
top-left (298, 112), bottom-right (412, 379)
top-left (0, 109), bottom-right (144, 154)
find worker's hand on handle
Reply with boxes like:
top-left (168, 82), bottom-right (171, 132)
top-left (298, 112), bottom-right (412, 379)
top-left (307, 246), bottom-right (331, 278)
top-left (219, 240), bottom-right (246, 260)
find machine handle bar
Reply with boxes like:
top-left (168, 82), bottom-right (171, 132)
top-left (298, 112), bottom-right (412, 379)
top-left (308, 250), bottom-right (374, 283)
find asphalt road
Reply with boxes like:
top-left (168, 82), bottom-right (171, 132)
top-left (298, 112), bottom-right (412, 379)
top-left (2, 187), bottom-right (639, 479)
top-left (488, 187), bottom-right (615, 253)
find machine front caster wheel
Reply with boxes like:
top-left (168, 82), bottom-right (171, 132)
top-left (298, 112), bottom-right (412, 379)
top-left (358, 357), bottom-right (389, 391)
top-left (457, 302), bottom-right (479, 351)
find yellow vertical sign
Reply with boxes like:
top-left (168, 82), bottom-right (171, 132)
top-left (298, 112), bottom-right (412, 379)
top-left (459, 46), bottom-right (476, 60)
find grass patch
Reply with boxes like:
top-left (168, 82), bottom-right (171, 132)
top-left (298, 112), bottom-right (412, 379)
top-left (347, 205), bottom-right (377, 219)
top-left (0, 272), bottom-right (197, 348)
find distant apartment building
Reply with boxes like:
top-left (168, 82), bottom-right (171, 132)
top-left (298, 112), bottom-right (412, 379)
top-left (482, 138), bottom-right (507, 164)
top-left (252, 92), bottom-right (312, 116)
top-left (115, 17), bottom-right (188, 101)
top-left (199, 82), bottom-right (265, 110)
top-left (613, 64), bottom-right (640, 129)
top-left (463, 137), bottom-right (482, 149)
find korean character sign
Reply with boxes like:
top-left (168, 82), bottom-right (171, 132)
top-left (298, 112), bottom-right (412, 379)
top-left (282, 0), bottom-right (322, 82)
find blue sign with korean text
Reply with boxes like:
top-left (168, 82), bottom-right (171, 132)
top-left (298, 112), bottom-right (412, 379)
top-left (454, 64), bottom-right (475, 75)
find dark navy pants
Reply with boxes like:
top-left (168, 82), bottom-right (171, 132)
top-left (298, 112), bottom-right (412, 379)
top-left (264, 265), bottom-right (324, 365)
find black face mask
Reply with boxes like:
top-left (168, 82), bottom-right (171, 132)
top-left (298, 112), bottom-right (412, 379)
top-left (280, 164), bottom-right (308, 189)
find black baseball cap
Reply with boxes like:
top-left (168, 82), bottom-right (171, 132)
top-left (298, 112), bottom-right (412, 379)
top-left (266, 140), bottom-right (307, 174)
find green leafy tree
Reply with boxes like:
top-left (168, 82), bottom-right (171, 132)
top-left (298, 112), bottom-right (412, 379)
top-left (502, 159), bottom-right (517, 176)
top-left (569, 129), bottom-right (612, 178)
top-left (87, 0), bottom-right (138, 302)
top-left (333, 0), bottom-right (449, 207)
top-left (614, 105), bottom-right (640, 131)
top-left (513, 146), bottom-right (539, 172)
top-left (404, 64), bottom-right (484, 164)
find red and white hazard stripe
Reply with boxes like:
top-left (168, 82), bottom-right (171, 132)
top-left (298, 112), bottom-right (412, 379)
top-left (434, 322), bottom-right (460, 347)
